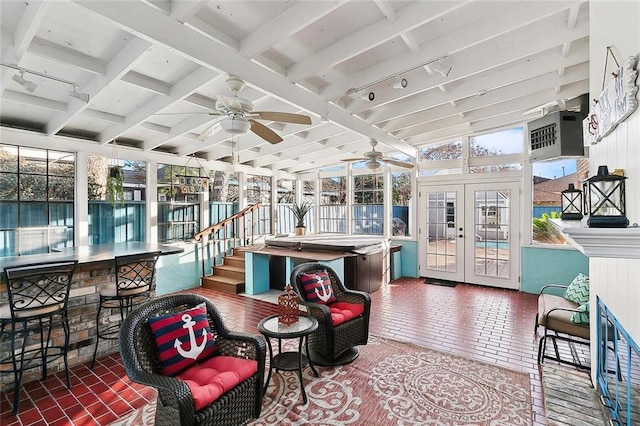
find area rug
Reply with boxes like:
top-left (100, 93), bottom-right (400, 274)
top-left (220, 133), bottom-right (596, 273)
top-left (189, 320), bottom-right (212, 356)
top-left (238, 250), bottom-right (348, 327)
top-left (112, 335), bottom-right (532, 425)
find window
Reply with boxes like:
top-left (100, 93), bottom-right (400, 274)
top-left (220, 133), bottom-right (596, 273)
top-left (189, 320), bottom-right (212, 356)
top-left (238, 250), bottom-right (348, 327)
top-left (87, 156), bottom-right (146, 244)
top-left (391, 171), bottom-right (411, 236)
top-left (247, 174), bottom-right (271, 235)
top-left (157, 163), bottom-right (201, 243)
top-left (209, 171), bottom-right (239, 226)
top-left (0, 145), bottom-right (74, 256)
top-left (531, 158), bottom-right (589, 245)
top-left (276, 178), bottom-right (295, 234)
top-left (353, 173), bottom-right (383, 235)
top-left (319, 177), bottom-right (346, 233)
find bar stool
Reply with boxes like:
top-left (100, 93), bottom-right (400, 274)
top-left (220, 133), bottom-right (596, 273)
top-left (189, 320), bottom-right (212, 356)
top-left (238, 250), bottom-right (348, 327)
top-left (1, 260), bottom-right (78, 414)
top-left (92, 251), bottom-right (160, 368)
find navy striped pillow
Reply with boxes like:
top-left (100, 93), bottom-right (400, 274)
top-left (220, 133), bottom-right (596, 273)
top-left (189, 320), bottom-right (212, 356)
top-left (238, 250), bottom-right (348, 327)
top-left (299, 270), bottom-right (336, 304)
top-left (147, 303), bottom-right (217, 376)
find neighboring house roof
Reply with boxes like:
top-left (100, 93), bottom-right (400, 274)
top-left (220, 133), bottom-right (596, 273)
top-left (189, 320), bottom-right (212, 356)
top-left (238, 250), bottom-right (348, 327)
top-left (533, 173), bottom-right (582, 205)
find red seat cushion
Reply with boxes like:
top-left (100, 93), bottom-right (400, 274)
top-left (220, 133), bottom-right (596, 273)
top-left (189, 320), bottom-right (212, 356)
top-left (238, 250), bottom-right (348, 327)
top-left (328, 302), bottom-right (365, 326)
top-left (177, 356), bottom-right (258, 411)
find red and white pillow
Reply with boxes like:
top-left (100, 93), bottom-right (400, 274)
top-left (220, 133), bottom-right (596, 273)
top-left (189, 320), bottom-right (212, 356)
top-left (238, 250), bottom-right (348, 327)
top-left (147, 303), bottom-right (217, 376)
top-left (299, 270), bottom-right (336, 304)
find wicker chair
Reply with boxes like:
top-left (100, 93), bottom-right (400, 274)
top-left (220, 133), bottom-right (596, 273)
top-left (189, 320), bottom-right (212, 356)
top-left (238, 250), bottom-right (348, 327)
top-left (119, 293), bottom-right (266, 426)
top-left (290, 262), bottom-right (371, 366)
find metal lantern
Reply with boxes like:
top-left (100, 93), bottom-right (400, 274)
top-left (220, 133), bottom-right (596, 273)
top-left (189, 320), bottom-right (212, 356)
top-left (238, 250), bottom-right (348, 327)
top-left (278, 284), bottom-right (299, 325)
top-left (585, 165), bottom-right (628, 228)
top-left (560, 183), bottom-right (583, 220)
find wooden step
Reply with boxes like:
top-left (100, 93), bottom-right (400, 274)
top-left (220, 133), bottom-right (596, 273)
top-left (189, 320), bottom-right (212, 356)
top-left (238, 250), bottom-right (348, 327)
top-left (201, 275), bottom-right (245, 294)
top-left (222, 255), bottom-right (245, 269)
top-left (214, 264), bottom-right (245, 280)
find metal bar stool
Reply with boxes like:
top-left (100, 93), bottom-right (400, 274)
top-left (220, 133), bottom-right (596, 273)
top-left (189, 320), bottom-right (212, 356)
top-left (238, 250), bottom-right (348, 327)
top-left (91, 251), bottom-right (160, 368)
top-left (1, 260), bottom-right (78, 414)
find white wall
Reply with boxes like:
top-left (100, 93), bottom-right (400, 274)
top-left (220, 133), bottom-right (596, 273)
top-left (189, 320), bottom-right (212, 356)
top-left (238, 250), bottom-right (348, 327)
top-left (588, 0), bottom-right (640, 376)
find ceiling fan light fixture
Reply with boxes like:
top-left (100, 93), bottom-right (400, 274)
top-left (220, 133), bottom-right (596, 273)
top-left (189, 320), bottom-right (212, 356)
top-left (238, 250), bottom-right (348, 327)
top-left (220, 115), bottom-right (251, 135)
top-left (393, 77), bottom-right (408, 89)
top-left (365, 158), bottom-right (381, 170)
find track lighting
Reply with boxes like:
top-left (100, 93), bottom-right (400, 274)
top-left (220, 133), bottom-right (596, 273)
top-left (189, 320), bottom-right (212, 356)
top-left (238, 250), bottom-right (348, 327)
top-left (11, 72), bottom-right (37, 93)
top-left (358, 90), bottom-right (375, 102)
top-left (426, 58), bottom-right (452, 78)
top-left (69, 86), bottom-right (90, 103)
top-left (393, 77), bottom-right (408, 89)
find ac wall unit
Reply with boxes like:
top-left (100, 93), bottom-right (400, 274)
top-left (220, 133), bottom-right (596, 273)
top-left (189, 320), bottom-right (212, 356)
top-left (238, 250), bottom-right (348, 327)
top-left (528, 111), bottom-right (584, 162)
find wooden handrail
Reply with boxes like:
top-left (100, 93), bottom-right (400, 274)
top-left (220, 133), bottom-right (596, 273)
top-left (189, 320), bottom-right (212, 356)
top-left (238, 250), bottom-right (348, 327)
top-left (195, 202), bottom-right (262, 278)
top-left (195, 202), bottom-right (261, 242)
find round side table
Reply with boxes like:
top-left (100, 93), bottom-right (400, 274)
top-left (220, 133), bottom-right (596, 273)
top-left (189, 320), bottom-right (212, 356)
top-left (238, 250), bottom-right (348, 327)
top-left (257, 314), bottom-right (319, 404)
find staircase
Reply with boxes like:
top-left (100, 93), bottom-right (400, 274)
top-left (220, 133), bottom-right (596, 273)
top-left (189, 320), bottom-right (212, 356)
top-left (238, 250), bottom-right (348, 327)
top-left (201, 247), bottom-right (247, 294)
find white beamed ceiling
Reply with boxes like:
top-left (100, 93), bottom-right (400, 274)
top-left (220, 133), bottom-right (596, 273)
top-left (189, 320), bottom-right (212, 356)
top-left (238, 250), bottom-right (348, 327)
top-left (0, 0), bottom-right (590, 174)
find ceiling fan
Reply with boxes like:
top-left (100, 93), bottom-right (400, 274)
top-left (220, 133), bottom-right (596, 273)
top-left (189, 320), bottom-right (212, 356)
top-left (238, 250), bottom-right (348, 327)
top-left (162, 75), bottom-right (312, 144)
top-left (342, 139), bottom-right (414, 169)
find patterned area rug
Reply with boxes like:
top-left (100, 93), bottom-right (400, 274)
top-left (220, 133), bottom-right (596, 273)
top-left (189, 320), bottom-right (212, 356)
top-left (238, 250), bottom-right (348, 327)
top-left (112, 335), bottom-right (532, 425)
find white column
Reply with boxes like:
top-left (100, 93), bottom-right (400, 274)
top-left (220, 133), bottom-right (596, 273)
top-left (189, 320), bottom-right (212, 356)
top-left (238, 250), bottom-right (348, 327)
top-left (75, 151), bottom-right (89, 246)
top-left (147, 160), bottom-right (158, 243)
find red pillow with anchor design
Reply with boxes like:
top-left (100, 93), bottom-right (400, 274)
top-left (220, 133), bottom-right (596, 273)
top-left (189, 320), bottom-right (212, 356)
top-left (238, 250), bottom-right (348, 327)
top-left (147, 303), bottom-right (218, 376)
top-left (299, 270), bottom-right (337, 305)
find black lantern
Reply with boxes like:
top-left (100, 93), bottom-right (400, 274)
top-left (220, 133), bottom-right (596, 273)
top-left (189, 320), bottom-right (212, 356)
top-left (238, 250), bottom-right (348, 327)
top-left (561, 183), bottom-right (583, 220)
top-left (585, 165), bottom-right (628, 228)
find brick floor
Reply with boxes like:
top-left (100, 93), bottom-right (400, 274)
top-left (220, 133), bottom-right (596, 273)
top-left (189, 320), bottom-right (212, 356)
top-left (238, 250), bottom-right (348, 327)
top-left (0, 278), bottom-right (598, 425)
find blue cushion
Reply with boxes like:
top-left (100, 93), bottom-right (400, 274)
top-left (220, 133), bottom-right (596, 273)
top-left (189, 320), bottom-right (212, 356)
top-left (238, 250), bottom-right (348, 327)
top-left (564, 273), bottom-right (589, 305)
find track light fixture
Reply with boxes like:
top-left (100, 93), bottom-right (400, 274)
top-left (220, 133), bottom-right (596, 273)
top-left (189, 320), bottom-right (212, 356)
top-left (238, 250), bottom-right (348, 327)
top-left (426, 58), bottom-right (452, 78)
top-left (69, 85), bottom-right (90, 103)
top-left (393, 77), bottom-right (408, 89)
top-left (11, 71), bottom-right (37, 93)
top-left (2, 62), bottom-right (90, 102)
top-left (358, 90), bottom-right (375, 102)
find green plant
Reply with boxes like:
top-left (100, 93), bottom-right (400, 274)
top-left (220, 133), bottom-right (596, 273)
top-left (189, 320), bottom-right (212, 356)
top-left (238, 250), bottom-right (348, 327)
top-left (532, 211), bottom-right (565, 244)
top-left (106, 165), bottom-right (124, 206)
top-left (288, 201), bottom-right (312, 228)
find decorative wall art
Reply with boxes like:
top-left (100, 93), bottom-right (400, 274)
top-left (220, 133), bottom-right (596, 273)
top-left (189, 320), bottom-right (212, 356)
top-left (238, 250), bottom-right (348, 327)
top-left (583, 53), bottom-right (638, 145)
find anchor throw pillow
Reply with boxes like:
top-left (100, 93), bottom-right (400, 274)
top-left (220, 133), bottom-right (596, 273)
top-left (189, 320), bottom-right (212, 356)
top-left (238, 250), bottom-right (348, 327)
top-left (299, 270), bottom-right (336, 305)
top-left (147, 303), bottom-right (217, 376)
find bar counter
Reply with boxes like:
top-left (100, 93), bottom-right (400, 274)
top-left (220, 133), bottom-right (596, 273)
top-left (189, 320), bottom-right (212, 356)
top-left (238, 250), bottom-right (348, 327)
top-left (0, 242), bottom-right (184, 387)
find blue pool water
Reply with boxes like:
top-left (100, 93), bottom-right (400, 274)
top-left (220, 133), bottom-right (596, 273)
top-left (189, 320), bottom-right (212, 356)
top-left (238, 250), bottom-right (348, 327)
top-left (475, 240), bottom-right (509, 249)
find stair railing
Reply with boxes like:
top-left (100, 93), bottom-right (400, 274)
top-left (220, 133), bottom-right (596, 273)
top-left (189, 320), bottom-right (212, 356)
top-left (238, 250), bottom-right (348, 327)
top-left (194, 202), bottom-right (263, 277)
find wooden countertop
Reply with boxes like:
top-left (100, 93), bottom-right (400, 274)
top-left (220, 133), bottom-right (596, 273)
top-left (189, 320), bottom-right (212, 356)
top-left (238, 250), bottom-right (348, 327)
top-left (0, 242), bottom-right (184, 270)
top-left (243, 244), bottom-right (355, 261)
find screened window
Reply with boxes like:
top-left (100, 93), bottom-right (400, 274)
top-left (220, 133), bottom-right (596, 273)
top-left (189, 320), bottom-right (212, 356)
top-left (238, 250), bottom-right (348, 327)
top-left (0, 145), bottom-right (74, 256)
top-left (319, 177), bottom-right (346, 233)
top-left (87, 156), bottom-right (146, 245)
top-left (247, 174), bottom-right (271, 235)
top-left (209, 171), bottom-right (239, 226)
top-left (391, 171), bottom-right (411, 236)
top-left (353, 174), bottom-right (383, 235)
top-left (276, 178), bottom-right (295, 234)
top-left (157, 163), bottom-right (201, 243)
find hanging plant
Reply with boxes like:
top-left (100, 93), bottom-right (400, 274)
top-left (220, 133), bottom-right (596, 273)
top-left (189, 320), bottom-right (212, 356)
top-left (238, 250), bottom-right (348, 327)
top-left (106, 165), bottom-right (124, 206)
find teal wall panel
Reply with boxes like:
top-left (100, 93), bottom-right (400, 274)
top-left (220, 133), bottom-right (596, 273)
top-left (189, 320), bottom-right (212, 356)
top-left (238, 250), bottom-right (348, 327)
top-left (156, 243), bottom-right (207, 295)
top-left (521, 246), bottom-right (588, 294)
top-left (390, 239), bottom-right (419, 278)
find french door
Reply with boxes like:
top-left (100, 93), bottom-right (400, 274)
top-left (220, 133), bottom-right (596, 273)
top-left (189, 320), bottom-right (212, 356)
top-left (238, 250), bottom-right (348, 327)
top-left (418, 181), bottom-right (520, 289)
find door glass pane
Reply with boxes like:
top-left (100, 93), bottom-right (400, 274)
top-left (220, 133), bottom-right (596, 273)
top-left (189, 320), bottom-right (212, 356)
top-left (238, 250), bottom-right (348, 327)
top-left (474, 190), bottom-right (510, 278)
top-left (426, 191), bottom-right (457, 272)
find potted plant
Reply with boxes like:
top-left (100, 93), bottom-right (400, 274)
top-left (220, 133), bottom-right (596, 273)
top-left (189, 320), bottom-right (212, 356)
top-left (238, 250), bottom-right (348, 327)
top-left (289, 201), bottom-right (312, 236)
top-left (106, 165), bottom-right (124, 206)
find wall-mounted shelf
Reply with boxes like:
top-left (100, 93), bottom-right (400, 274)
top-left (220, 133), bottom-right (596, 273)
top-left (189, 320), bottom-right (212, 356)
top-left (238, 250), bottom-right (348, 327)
top-left (550, 219), bottom-right (640, 259)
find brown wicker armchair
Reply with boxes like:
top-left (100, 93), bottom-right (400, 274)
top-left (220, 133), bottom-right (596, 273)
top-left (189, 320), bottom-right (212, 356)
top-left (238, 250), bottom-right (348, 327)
top-left (119, 293), bottom-right (266, 426)
top-left (290, 262), bottom-right (371, 366)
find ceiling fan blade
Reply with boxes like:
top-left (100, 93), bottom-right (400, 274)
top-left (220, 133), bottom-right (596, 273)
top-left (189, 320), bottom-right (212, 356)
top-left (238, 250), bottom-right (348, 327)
top-left (381, 157), bottom-right (414, 168)
top-left (153, 111), bottom-right (222, 116)
top-left (248, 119), bottom-right (283, 144)
top-left (197, 118), bottom-right (224, 141)
top-left (341, 158), bottom-right (367, 162)
top-left (253, 111), bottom-right (312, 125)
